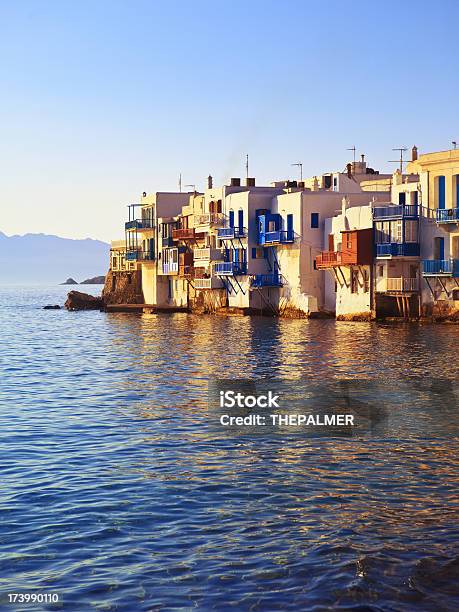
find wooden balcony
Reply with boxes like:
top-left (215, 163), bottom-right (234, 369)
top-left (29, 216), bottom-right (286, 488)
top-left (172, 228), bottom-right (196, 240)
top-left (316, 251), bottom-right (342, 268)
top-left (376, 277), bottom-right (419, 293)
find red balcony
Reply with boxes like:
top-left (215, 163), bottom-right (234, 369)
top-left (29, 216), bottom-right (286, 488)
top-left (172, 228), bottom-right (195, 240)
top-left (316, 251), bottom-right (342, 268)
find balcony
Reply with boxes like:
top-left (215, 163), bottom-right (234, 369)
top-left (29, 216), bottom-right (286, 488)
top-left (436, 208), bottom-right (459, 223)
top-left (172, 228), bottom-right (195, 240)
top-left (372, 205), bottom-right (418, 220)
top-left (260, 230), bottom-right (294, 245)
top-left (162, 236), bottom-right (176, 247)
top-left (217, 227), bottom-right (246, 239)
top-left (214, 261), bottom-right (247, 275)
top-left (194, 277), bottom-right (224, 289)
top-left (193, 247), bottom-right (224, 264)
top-left (194, 213), bottom-right (225, 227)
top-left (376, 277), bottom-right (419, 293)
top-left (315, 251), bottom-right (342, 268)
top-left (422, 259), bottom-right (459, 276)
top-left (125, 250), bottom-right (155, 261)
top-left (125, 218), bottom-right (155, 231)
top-left (162, 262), bottom-right (179, 274)
top-left (251, 273), bottom-right (283, 287)
top-left (376, 243), bottom-right (420, 258)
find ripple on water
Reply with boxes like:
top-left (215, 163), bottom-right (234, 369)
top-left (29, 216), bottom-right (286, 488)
top-left (0, 286), bottom-right (458, 610)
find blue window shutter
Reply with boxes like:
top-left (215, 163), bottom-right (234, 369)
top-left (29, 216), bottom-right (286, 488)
top-left (439, 237), bottom-right (445, 260)
top-left (311, 213), bottom-right (319, 228)
top-left (287, 214), bottom-right (293, 239)
top-left (238, 209), bottom-right (244, 230)
top-left (229, 210), bottom-right (234, 227)
top-left (438, 176), bottom-right (446, 209)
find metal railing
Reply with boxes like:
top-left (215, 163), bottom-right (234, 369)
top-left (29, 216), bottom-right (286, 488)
top-left (422, 259), bottom-right (459, 276)
top-left (125, 250), bottom-right (155, 261)
top-left (376, 243), bottom-right (420, 257)
top-left (214, 261), bottom-right (247, 275)
top-left (125, 219), bottom-right (155, 230)
top-left (217, 227), bottom-right (246, 239)
top-left (436, 208), bottom-right (459, 223)
top-left (373, 204), bottom-right (418, 219)
top-left (261, 229), bottom-right (295, 244)
top-left (251, 273), bottom-right (283, 287)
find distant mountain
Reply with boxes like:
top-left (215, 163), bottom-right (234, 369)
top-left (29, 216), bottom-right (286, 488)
top-left (0, 232), bottom-right (110, 284)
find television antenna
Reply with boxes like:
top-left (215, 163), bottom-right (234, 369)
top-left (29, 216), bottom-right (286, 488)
top-left (291, 162), bottom-right (303, 181)
top-left (185, 184), bottom-right (196, 192)
top-left (347, 146), bottom-right (356, 165)
top-left (388, 147), bottom-right (408, 173)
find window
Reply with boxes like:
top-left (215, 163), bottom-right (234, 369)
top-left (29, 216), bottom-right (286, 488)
top-left (351, 268), bottom-right (359, 293)
top-left (311, 213), bottom-right (319, 228)
top-left (399, 192), bottom-right (406, 205)
top-left (333, 177), bottom-right (338, 191)
top-left (412, 190), bottom-right (419, 206)
top-left (346, 233), bottom-right (352, 249)
top-left (437, 176), bottom-right (446, 209)
top-left (363, 269), bottom-right (369, 293)
top-left (405, 220), bottom-right (418, 243)
top-left (390, 220), bottom-right (402, 243)
top-left (378, 265), bottom-right (384, 277)
top-left (251, 248), bottom-right (264, 259)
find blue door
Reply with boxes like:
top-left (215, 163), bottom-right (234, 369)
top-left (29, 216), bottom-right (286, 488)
top-left (438, 176), bottom-right (446, 209)
top-left (435, 237), bottom-right (445, 260)
top-left (399, 192), bottom-right (406, 205)
top-left (229, 210), bottom-right (234, 228)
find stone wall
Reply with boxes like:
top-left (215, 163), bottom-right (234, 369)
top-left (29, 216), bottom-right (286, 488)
top-left (102, 270), bottom-right (144, 305)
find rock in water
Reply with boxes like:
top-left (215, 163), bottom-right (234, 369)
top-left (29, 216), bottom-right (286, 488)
top-left (61, 277), bottom-right (78, 285)
top-left (80, 275), bottom-right (106, 285)
top-left (65, 291), bottom-right (104, 311)
top-left (43, 304), bottom-right (61, 310)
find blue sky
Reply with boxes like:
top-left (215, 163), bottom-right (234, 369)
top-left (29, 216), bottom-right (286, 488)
top-left (0, 0), bottom-right (458, 242)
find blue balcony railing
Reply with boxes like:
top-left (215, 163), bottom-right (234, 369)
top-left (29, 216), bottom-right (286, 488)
top-left (422, 259), bottom-right (459, 276)
top-left (376, 242), bottom-right (420, 257)
top-left (217, 227), bottom-right (246, 239)
top-left (214, 261), bottom-right (247, 275)
top-left (125, 219), bottom-right (155, 231)
top-left (259, 230), bottom-right (294, 245)
top-left (126, 250), bottom-right (155, 261)
top-left (251, 273), bottom-right (283, 287)
top-left (436, 208), bottom-right (459, 223)
top-left (373, 205), bottom-right (418, 220)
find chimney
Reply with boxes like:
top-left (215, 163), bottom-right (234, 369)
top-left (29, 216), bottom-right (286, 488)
top-left (207, 175), bottom-right (213, 189)
top-left (230, 177), bottom-right (241, 187)
top-left (346, 163), bottom-right (352, 178)
top-left (341, 196), bottom-right (349, 217)
top-left (411, 145), bottom-right (418, 162)
top-left (245, 177), bottom-right (256, 187)
top-left (361, 154), bottom-right (365, 163)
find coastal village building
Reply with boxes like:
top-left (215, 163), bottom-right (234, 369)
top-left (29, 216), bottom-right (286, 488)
top-left (407, 148), bottom-right (459, 316)
top-left (103, 146), bottom-right (459, 320)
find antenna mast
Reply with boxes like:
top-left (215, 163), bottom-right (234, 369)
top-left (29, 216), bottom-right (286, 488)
top-left (245, 154), bottom-right (249, 180)
top-left (178, 173), bottom-right (182, 192)
top-left (347, 146), bottom-right (356, 166)
top-left (388, 147), bottom-right (408, 173)
top-left (291, 162), bottom-right (303, 181)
